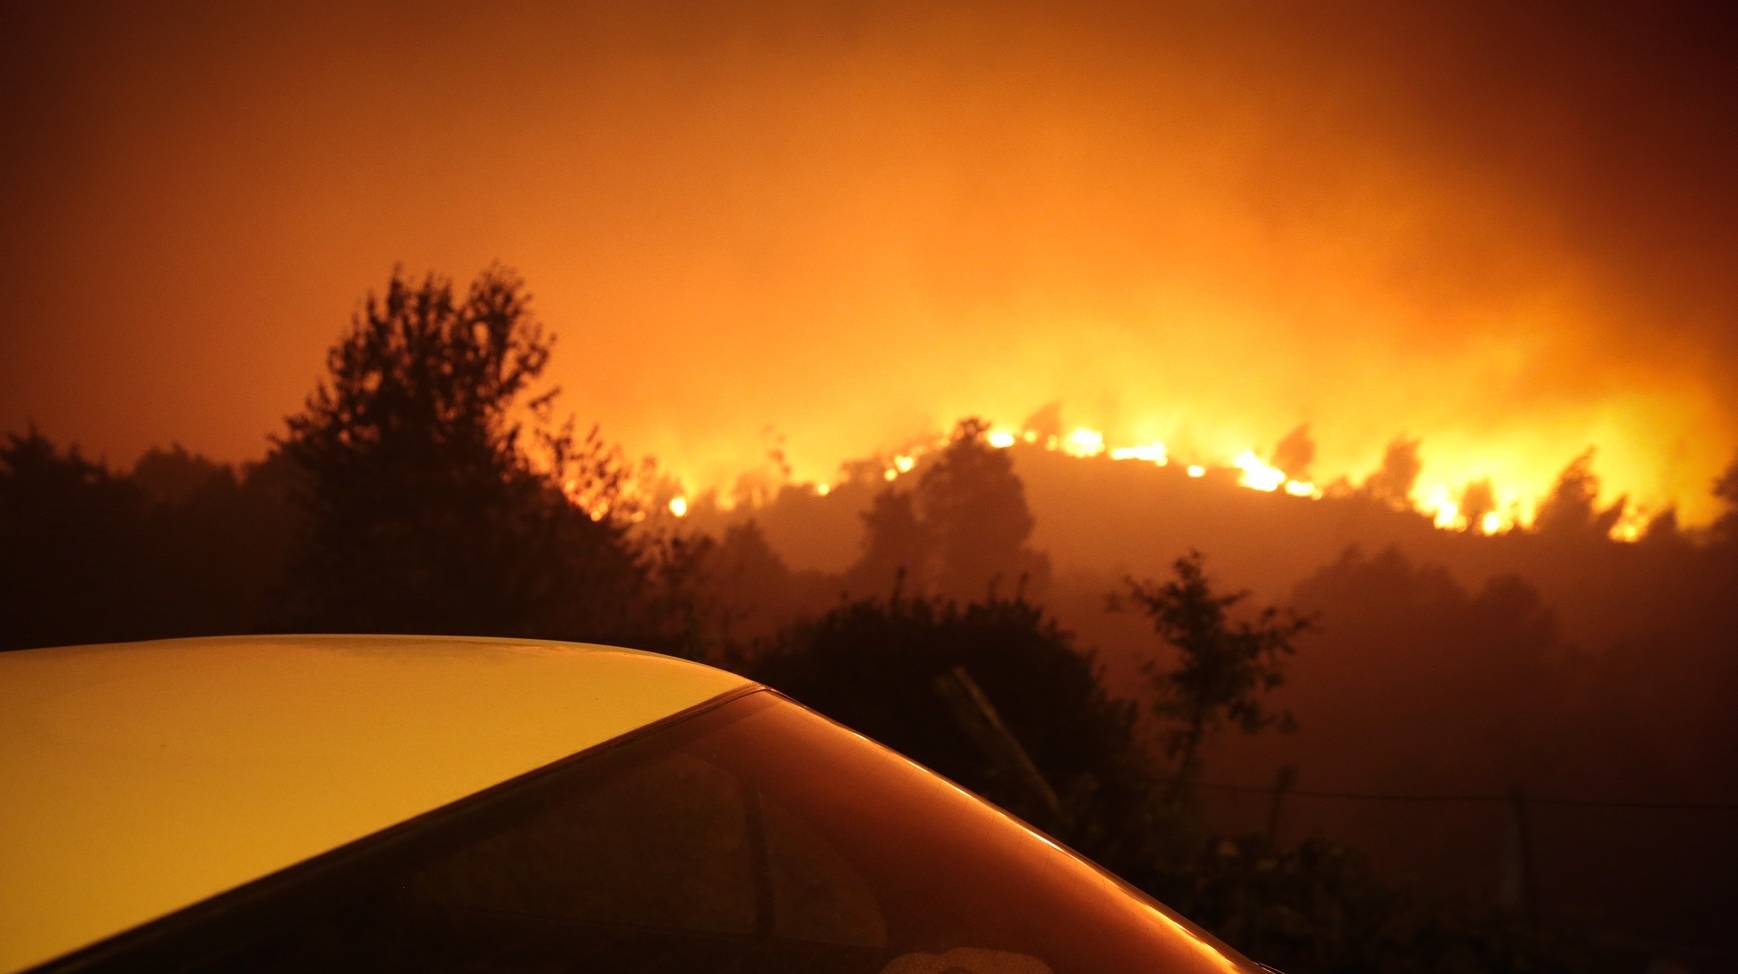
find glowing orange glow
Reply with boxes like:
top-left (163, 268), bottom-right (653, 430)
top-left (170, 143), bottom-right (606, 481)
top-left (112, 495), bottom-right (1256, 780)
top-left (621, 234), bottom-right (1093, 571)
top-left (1232, 451), bottom-right (1286, 493)
top-left (667, 496), bottom-right (689, 518)
top-left (6, 6), bottom-right (1728, 546)
top-left (806, 420), bottom-right (1661, 543)
top-left (1433, 501), bottom-right (1460, 530)
top-left (1062, 428), bottom-right (1106, 458)
top-left (1108, 442), bottom-right (1169, 466)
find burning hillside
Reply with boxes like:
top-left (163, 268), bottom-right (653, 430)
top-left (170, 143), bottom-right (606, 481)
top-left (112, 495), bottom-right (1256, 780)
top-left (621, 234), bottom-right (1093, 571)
top-left (667, 407), bottom-right (1676, 546)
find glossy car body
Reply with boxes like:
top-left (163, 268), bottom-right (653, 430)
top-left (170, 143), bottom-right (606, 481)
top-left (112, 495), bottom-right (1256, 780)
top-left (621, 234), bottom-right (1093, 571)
top-left (1, 636), bottom-right (1259, 973)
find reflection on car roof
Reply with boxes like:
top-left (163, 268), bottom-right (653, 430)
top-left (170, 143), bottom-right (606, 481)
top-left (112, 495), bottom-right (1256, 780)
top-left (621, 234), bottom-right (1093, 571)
top-left (0, 634), bottom-right (751, 973)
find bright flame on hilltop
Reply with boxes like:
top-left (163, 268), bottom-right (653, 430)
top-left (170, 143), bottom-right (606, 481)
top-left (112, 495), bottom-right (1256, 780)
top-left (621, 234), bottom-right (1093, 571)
top-left (750, 417), bottom-right (1666, 544)
top-left (1231, 450), bottom-right (1321, 499)
top-left (1062, 427), bottom-right (1106, 457)
top-left (1108, 442), bottom-right (1169, 466)
top-left (1232, 451), bottom-right (1287, 492)
top-left (668, 496), bottom-right (689, 518)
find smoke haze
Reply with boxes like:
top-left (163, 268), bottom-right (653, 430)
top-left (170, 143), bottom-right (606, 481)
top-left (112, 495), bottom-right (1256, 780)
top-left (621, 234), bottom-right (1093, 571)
top-left (4, 2), bottom-right (1735, 520)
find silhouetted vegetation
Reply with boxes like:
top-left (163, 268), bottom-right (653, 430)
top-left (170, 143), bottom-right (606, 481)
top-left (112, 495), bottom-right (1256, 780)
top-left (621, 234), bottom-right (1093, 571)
top-left (275, 266), bottom-right (656, 642)
top-left (1, 429), bottom-right (152, 648)
top-left (1712, 451), bottom-right (1738, 549)
top-left (1113, 550), bottom-right (1313, 804)
top-left (844, 418), bottom-right (1050, 601)
top-left (0, 430), bottom-right (292, 648)
top-left (5, 265), bottom-right (1734, 970)
top-left (1137, 834), bottom-right (1600, 974)
top-left (1361, 435), bottom-right (1423, 508)
top-left (753, 591), bottom-right (1149, 858)
top-left (1536, 449), bottom-right (1625, 537)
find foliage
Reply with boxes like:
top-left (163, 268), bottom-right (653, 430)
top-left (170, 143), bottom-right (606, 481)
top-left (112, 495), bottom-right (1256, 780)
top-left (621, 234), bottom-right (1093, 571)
top-left (1113, 549), bottom-right (1313, 802)
top-left (0, 432), bottom-right (294, 648)
top-left (914, 418), bottom-right (1045, 598)
top-left (753, 591), bottom-right (1150, 858)
top-left (1535, 449), bottom-right (1624, 537)
top-left (1363, 436), bottom-right (1423, 508)
top-left (842, 488), bottom-right (927, 598)
top-left (274, 266), bottom-right (651, 642)
top-left (1139, 834), bottom-right (1602, 974)
top-left (0, 429), bottom-right (150, 648)
top-left (1713, 451), bottom-right (1738, 548)
top-left (845, 417), bottom-right (1050, 600)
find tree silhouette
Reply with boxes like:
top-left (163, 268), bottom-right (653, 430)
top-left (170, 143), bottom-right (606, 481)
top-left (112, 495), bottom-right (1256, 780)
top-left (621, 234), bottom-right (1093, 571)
top-left (1712, 451), bottom-right (1738, 548)
top-left (1270, 423), bottom-right (1315, 480)
top-left (1362, 436), bottom-right (1421, 508)
top-left (698, 519), bottom-right (801, 641)
top-left (753, 591), bottom-right (1146, 855)
top-left (276, 266), bottom-right (648, 640)
top-left (1113, 550), bottom-right (1312, 803)
top-left (132, 444), bottom-right (232, 505)
top-left (844, 488), bottom-right (928, 596)
top-left (128, 445), bottom-right (296, 637)
top-left (0, 429), bottom-right (149, 649)
top-left (914, 417), bottom-right (1049, 600)
top-left (1288, 546), bottom-right (1568, 793)
top-left (1536, 448), bottom-right (1623, 537)
top-left (1459, 478), bottom-right (1497, 533)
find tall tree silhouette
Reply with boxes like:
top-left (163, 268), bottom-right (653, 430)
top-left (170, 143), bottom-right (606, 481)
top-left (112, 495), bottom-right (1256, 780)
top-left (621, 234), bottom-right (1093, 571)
top-left (1362, 436), bottom-right (1421, 508)
top-left (1458, 478), bottom-right (1497, 533)
top-left (844, 488), bottom-right (928, 596)
top-left (1536, 448), bottom-right (1623, 536)
top-left (1114, 550), bottom-right (1312, 803)
top-left (1270, 423), bottom-right (1315, 480)
top-left (276, 266), bottom-right (646, 639)
top-left (914, 417), bottom-right (1049, 599)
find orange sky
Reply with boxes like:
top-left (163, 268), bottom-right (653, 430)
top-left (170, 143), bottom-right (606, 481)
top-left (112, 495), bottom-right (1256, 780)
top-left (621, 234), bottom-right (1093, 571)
top-left (4, 3), bottom-right (1735, 523)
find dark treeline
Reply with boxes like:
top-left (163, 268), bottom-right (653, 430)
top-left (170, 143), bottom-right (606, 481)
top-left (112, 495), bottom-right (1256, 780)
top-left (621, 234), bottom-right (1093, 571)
top-left (6, 267), bottom-right (1738, 972)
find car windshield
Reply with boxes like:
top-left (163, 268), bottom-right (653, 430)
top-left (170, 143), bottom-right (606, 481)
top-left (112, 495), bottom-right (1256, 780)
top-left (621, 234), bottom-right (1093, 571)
top-left (64, 690), bottom-right (1249, 974)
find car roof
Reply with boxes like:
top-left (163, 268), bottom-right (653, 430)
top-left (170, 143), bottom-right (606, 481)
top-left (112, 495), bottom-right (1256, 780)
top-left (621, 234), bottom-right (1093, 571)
top-left (0, 634), bottom-right (753, 973)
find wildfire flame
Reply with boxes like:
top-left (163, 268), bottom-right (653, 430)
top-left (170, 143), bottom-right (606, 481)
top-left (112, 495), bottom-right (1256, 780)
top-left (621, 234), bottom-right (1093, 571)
top-left (827, 419), bottom-right (1647, 541)
top-left (655, 415), bottom-right (1661, 543)
top-left (1061, 427), bottom-right (1106, 457)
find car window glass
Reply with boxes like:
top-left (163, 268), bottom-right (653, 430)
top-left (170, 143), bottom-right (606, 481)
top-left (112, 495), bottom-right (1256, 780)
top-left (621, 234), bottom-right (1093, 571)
top-left (761, 791), bottom-right (887, 948)
top-left (404, 750), bottom-right (758, 935)
top-left (110, 691), bottom-right (1247, 974)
